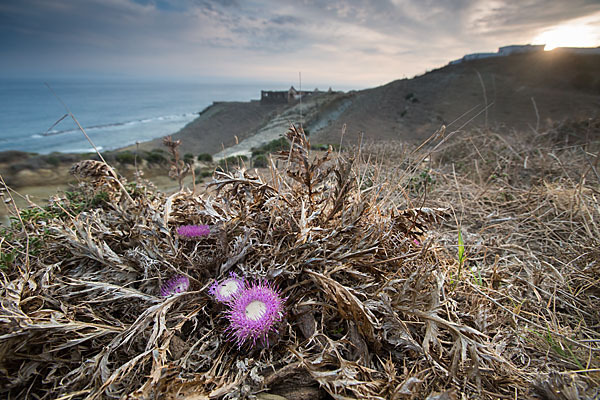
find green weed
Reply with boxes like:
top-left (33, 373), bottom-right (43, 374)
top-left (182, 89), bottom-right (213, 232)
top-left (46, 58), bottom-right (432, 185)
top-left (529, 328), bottom-right (585, 369)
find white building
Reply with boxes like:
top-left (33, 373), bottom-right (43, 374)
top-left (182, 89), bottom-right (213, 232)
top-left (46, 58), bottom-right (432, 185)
top-left (448, 43), bottom-right (594, 65)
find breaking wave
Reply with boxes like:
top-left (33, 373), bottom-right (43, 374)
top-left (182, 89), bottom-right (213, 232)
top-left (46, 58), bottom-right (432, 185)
top-left (36, 113), bottom-right (197, 137)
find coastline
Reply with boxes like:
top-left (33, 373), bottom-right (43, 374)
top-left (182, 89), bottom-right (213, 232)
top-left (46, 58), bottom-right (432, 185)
top-left (0, 79), bottom-right (267, 155)
top-left (0, 97), bottom-right (293, 223)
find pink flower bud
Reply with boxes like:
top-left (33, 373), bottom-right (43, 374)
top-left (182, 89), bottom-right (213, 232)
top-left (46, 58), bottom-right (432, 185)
top-left (160, 275), bottom-right (190, 297)
top-left (209, 273), bottom-right (244, 303)
top-left (176, 224), bottom-right (210, 238)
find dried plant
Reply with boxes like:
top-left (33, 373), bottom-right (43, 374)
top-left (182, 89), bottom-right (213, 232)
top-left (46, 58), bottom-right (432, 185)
top-left (70, 160), bottom-right (112, 179)
top-left (163, 135), bottom-right (191, 190)
top-left (0, 121), bottom-right (599, 399)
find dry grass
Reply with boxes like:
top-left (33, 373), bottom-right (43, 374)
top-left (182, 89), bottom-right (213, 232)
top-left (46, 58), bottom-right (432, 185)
top-left (1, 121), bottom-right (599, 399)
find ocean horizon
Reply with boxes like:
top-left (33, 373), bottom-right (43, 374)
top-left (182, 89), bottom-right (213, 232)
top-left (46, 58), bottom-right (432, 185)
top-left (0, 79), bottom-right (282, 155)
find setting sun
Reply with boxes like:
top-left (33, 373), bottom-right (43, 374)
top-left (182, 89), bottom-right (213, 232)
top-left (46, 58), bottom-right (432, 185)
top-left (533, 22), bottom-right (600, 50)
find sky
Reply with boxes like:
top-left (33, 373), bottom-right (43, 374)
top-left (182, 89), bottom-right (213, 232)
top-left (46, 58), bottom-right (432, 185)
top-left (1, 0), bottom-right (600, 88)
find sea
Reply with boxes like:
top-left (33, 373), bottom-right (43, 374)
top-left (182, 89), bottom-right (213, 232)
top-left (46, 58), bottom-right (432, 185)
top-left (0, 79), bottom-right (276, 154)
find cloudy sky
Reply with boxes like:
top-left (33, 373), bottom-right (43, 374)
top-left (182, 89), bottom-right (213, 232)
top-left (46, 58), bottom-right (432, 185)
top-left (1, 0), bottom-right (600, 87)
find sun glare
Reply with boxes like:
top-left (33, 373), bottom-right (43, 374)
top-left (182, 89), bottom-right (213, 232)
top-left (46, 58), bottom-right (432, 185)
top-left (533, 23), bottom-right (600, 51)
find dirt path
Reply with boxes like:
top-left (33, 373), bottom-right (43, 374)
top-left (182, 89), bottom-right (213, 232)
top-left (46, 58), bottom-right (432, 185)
top-left (213, 92), bottom-right (351, 160)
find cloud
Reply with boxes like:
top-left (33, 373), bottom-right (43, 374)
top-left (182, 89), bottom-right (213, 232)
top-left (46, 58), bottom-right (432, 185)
top-left (1, 0), bottom-right (599, 86)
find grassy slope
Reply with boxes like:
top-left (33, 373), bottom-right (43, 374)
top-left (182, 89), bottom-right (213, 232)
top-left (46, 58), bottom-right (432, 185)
top-left (312, 51), bottom-right (600, 145)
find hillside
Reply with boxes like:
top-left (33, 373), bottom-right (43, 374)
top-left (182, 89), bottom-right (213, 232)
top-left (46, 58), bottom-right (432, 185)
top-left (310, 51), bottom-right (600, 145)
top-left (130, 101), bottom-right (285, 155)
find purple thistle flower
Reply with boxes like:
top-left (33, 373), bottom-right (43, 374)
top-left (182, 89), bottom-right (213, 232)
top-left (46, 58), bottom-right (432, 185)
top-left (209, 273), bottom-right (244, 303)
top-left (160, 275), bottom-right (190, 297)
top-left (176, 224), bottom-right (210, 238)
top-left (225, 281), bottom-right (286, 348)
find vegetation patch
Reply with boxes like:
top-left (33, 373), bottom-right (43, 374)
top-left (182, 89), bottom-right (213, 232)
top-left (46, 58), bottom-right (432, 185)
top-left (251, 137), bottom-right (290, 157)
top-left (197, 152), bottom-right (213, 162)
top-left (142, 148), bottom-right (168, 164)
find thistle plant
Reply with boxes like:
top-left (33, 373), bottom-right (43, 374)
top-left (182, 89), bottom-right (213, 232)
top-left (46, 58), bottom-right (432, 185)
top-left (163, 135), bottom-right (190, 190)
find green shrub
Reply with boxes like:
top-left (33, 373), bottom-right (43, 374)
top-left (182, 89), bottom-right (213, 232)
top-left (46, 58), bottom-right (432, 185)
top-left (43, 190), bottom-right (110, 219)
top-left (194, 167), bottom-right (213, 177)
top-left (310, 144), bottom-right (329, 151)
top-left (197, 153), bottom-right (213, 162)
top-left (115, 151), bottom-right (136, 165)
top-left (36, 152), bottom-right (80, 167)
top-left (252, 154), bottom-right (268, 168)
top-left (251, 137), bottom-right (290, 157)
top-left (143, 149), bottom-right (167, 164)
top-left (183, 153), bottom-right (195, 164)
top-left (45, 155), bottom-right (61, 167)
top-left (0, 247), bottom-right (16, 270)
top-left (310, 143), bottom-right (338, 151)
top-left (193, 167), bottom-right (213, 183)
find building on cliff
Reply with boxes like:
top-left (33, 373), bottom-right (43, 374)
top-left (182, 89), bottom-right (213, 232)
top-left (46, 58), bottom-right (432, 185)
top-left (498, 44), bottom-right (545, 56)
top-left (449, 44), bottom-right (544, 65)
top-left (260, 86), bottom-right (321, 104)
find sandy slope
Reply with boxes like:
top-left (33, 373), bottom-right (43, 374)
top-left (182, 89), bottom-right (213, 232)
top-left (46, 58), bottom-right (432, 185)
top-left (128, 101), bottom-right (285, 156)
